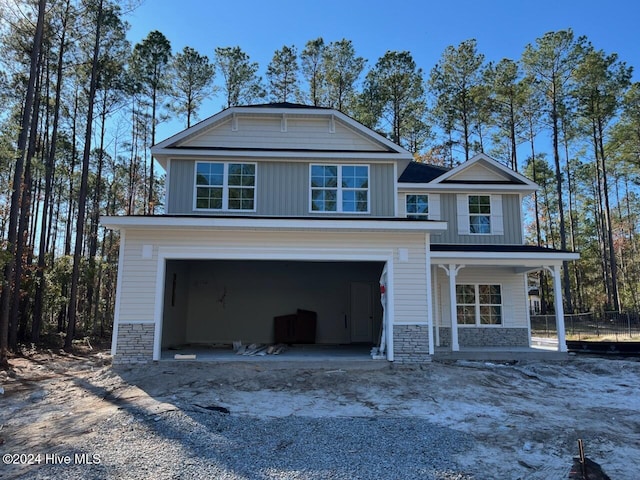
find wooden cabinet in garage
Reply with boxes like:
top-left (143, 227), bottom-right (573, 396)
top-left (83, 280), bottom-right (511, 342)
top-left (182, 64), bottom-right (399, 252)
top-left (274, 309), bottom-right (317, 344)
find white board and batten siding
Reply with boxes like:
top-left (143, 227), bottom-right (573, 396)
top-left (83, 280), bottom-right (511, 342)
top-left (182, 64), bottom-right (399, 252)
top-left (115, 228), bottom-right (430, 327)
top-left (179, 115), bottom-right (389, 152)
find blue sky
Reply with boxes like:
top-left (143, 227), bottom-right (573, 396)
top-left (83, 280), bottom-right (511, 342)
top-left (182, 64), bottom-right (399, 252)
top-left (123, 0), bottom-right (639, 141)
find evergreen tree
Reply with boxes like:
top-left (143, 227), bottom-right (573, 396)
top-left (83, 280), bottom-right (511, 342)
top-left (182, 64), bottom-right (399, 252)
top-left (266, 44), bottom-right (300, 103)
top-left (300, 37), bottom-right (325, 106)
top-left (171, 46), bottom-right (215, 128)
top-left (322, 39), bottom-right (365, 114)
top-left (429, 39), bottom-right (488, 162)
top-left (521, 29), bottom-right (586, 313)
top-left (485, 59), bottom-right (527, 171)
top-left (573, 46), bottom-right (632, 310)
top-left (131, 30), bottom-right (171, 214)
top-left (359, 50), bottom-right (429, 152)
top-left (214, 46), bottom-right (265, 107)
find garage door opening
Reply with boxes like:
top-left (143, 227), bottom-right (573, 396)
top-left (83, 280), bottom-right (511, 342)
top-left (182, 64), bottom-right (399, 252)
top-left (161, 259), bottom-right (386, 359)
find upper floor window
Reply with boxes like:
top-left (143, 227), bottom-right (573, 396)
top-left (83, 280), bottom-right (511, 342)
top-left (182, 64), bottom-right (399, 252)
top-left (195, 162), bottom-right (256, 211)
top-left (457, 194), bottom-right (503, 235)
top-left (406, 194), bottom-right (429, 220)
top-left (310, 164), bottom-right (369, 213)
top-left (456, 284), bottom-right (502, 326)
top-left (468, 195), bottom-right (491, 233)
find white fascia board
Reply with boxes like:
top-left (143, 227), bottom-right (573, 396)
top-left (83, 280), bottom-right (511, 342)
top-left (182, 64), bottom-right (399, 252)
top-left (431, 250), bottom-right (580, 264)
top-left (101, 215), bottom-right (448, 234)
top-left (152, 149), bottom-right (413, 161)
top-left (152, 116), bottom-right (226, 151)
top-left (431, 153), bottom-right (538, 188)
top-left (398, 183), bottom-right (538, 194)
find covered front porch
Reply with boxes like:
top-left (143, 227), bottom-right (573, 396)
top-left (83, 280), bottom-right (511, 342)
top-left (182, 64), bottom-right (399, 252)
top-left (430, 244), bottom-right (580, 354)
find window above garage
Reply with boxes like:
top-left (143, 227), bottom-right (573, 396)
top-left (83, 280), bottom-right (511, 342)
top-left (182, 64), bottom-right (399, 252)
top-left (310, 164), bottom-right (369, 213)
top-left (195, 161), bottom-right (257, 211)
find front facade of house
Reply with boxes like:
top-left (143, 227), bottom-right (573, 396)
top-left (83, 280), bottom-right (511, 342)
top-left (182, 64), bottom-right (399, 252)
top-left (102, 103), bottom-right (578, 363)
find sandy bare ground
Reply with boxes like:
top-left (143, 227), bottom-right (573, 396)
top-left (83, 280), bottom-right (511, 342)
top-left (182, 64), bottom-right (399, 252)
top-left (0, 349), bottom-right (638, 479)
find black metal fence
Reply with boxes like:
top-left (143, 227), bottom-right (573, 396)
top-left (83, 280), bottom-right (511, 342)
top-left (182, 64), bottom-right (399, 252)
top-left (531, 311), bottom-right (640, 340)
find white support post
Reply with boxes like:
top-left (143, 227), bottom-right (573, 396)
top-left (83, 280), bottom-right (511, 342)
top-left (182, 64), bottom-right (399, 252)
top-left (433, 265), bottom-right (440, 347)
top-left (425, 236), bottom-right (434, 355)
top-left (449, 264), bottom-right (460, 351)
top-left (552, 265), bottom-right (568, 352)
top-left (439, 263), bottom-right (464, 351)
top-left (110, 230), bottom-right (126, 357)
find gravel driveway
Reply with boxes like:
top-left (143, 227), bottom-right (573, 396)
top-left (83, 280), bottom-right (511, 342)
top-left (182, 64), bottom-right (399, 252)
top-left (1, 351), bottom-right (638, 479)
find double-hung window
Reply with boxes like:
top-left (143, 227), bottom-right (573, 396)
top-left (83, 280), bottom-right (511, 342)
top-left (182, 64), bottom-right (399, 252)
top-left (195, 161), bottom-right (256, 211)
top-left (457, 194), bottom-right (503, 235)
top-left (468, 195), bottom-right (491, 233)
top-left (406, 194), bottom-right (429, 220)
top-left (310, 164), bottom-right (369, 213)
top-left (456, 284), bottom-right (502, 325)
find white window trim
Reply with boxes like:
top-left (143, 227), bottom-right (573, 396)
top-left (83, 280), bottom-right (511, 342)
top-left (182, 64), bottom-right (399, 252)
top-left (456, 283), bottom-right (503, 327)
top-left (404, 193), bottom-right (440, 220)
top-left (309, 164), bottom-right (370, 214)
top-left (468, 194), bottom-right (492, 235)
top-left (456, 194), bottom-right (503, 236)
top-left (405, 193), bottom-right (429, 220)
top-left (193, 161), bottom-right (257, 212)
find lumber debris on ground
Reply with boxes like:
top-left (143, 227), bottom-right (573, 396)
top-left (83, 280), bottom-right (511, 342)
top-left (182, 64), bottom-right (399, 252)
top-left (233, 342), bottom-right (287, 356)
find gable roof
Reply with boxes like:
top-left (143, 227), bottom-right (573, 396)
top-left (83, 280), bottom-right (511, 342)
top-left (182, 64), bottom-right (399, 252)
top-left (399, 153), bottom-right (538, 193)
top-left (151, 103), bottom-right (414, 168)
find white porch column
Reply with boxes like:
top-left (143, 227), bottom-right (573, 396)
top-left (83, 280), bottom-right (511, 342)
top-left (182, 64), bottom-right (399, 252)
top-left (425, 241), bottom-right (435, 355)
top-left (432, 265), bottom-right (440, 347)
top-left (439, 264), bottom-right (465, 351)
top-left (551, 265), bottom-right (568, 352)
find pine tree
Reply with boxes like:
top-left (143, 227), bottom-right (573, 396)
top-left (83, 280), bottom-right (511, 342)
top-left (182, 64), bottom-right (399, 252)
top-left (266, 45), bottom-right (300, 103)
top-left (171, 46), bottom-right (215, 128)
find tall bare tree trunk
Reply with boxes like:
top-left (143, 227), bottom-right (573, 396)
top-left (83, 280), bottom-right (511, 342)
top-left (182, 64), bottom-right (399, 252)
top-left (33, 0), bottom-right (71, 342)
top-left (550, 84), bottom-right (573, 313)
top-left (597, 117), bottom-right (620, 311)
top-left (0, 0), bottom-right (47, 367)
top-left (65, 0), bottom-right (105, 351)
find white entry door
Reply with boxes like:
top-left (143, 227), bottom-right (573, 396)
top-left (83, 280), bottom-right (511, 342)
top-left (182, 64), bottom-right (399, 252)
top-left (350, 282), bottom-right (373, 342)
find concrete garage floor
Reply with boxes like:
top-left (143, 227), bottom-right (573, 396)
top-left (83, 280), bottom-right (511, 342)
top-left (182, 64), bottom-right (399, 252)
top-left (161, 340), bottom-right (567, 362)
top-left (161, 344), bottom-right (377, 362)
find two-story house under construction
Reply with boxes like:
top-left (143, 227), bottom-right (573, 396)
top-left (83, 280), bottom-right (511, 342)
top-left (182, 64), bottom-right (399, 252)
top-left (102, 103), bottom-right (578, 363)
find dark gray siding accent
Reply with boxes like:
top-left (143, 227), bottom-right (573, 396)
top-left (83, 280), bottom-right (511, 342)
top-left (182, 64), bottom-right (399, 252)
top-left (167, 160), bottom-right (195, 214)
top-left (167, 160), bottom-right (396, 217)
top-left (432, 193), bottom-right (522, 244)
